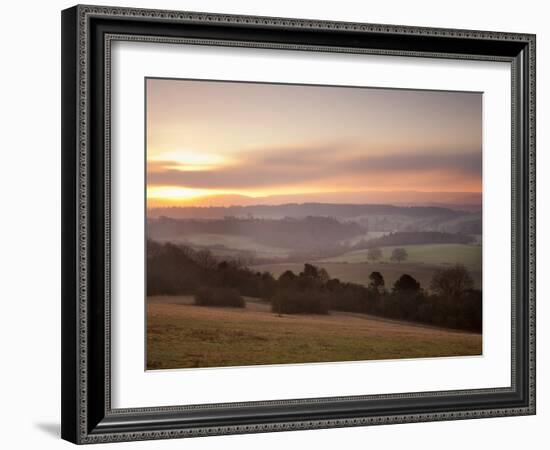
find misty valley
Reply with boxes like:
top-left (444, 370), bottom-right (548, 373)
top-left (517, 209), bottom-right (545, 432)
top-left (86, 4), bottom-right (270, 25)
top-left (146, 202), bottom-right (482, 369)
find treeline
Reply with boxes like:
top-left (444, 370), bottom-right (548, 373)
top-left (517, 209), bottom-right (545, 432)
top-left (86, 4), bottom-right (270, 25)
top-left (272, 264), bottom-right (481, 332)
top-left (148, 215), bottom-right (364, 250)
top-left (147, 240), bottom-right (481, 332)
top-left (147, 240), bottom-right (276, 298)
top-left (353, 231), bottom-right (476, 250)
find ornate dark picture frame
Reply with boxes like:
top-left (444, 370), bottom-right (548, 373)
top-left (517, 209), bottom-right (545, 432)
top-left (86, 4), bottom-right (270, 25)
top-left (61, 4), bottom-right (536, 444)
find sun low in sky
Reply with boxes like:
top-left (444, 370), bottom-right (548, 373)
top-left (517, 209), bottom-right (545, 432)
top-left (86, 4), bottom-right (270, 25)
top-left (146, 78), bottom-right (482, 208)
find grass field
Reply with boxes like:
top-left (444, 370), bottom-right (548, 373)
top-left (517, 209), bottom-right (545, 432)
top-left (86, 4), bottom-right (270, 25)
top-left (147, 296), bottom-right (482, 370)
top-left (322, 243), bottom-right (482, 270)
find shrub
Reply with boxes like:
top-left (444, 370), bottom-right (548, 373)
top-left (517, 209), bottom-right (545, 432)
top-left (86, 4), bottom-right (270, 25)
top-left (194, 287), bottom-right (245, 308)
top-left (271, 289), bottom-right (329, 315)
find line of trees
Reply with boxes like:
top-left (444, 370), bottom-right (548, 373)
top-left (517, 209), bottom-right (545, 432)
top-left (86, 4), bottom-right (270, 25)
top-left (268, 262), bottom-right (481, 332)
top-left (147, 240), bottom-right (481, 332)
top-left (147, 240), bottom-right (276, 307)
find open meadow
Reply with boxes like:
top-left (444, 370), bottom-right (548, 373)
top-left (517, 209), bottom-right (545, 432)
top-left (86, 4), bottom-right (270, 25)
top-left (252, 243), bottom-right (482, 290)
top-left (321, 243), bottom-right (481, 269)
top-left (147, 296), bottom-right (482, 370)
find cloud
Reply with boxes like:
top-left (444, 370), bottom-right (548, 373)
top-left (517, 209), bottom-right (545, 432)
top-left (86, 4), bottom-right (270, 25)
top-left (146, 144), bottom-right (481, 191)
top-left (341, 151), bottom-right (482, 176)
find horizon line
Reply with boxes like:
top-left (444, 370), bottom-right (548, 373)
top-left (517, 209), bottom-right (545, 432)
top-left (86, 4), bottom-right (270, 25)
top-left (147, 200), bottom-right (482, 210)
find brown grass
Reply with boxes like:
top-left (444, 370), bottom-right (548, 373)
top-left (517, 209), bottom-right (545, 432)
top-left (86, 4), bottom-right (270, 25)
top-left (147, 295), bottom-right (482, 370)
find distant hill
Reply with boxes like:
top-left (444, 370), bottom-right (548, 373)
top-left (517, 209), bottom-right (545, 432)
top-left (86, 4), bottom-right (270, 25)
top-left (148, 202), bottom-right (463, 220)
top-left (147, 202), bottom-right (481, 235)
top-left (148, 215), bottom-right (365, 252)
top-left (148, 190), bottom-right (481, 209)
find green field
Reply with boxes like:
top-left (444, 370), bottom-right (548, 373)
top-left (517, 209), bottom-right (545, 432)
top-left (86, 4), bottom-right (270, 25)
top-left (147, 296), bottom-right (482, 370)
top-left (252, 243), bottom-right (484, 290)
top-left (322, 243), bottom-right (482, 270)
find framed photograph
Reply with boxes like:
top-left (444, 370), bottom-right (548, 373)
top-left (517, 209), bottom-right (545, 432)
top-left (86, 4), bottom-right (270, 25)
top-left (61, 5), bottom-right (536, 444)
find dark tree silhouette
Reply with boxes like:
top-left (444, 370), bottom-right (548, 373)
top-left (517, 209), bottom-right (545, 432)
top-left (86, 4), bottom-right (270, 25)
top-left (393, 274), bottom-right (421, 293)
top-left (369, 271), bottom-right (385, 291)
top-left (430, 264), bottom-right (474, 299)
top-left (367, 247), bottom-right (382, 262)
top-left (318, 267), bottom-right (330, 284)
top-left (147, 240), bottom-right (481, 331)
top-left (278, 270), bottom-right (297, 288)
top-left (195, 249), bottom-right (217, 270)
top-left (326, 278), bottom-right (341, 291)
top-left (390, 247), bottom-right (408, 262)
top-left (301, 263), bottom-right (320, 279)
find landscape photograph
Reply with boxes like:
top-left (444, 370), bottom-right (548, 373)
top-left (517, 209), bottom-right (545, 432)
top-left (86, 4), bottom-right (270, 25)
top-left (145, 78), bottom-right (483, 370)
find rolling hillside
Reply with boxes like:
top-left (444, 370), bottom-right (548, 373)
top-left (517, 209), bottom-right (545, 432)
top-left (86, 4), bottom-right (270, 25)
top-left (147, 296), bottom-right (482, 370)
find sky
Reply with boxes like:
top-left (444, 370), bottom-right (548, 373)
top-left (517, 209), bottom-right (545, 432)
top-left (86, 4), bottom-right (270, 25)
top-left (146, 78), bottom-right (482, 208)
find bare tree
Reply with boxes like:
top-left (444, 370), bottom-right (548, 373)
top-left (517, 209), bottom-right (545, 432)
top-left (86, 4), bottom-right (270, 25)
top-left (367, 247), bottom-right (382, 262)
top-left (430, 264), bottom-right (474, 299)
top-left (390, 247), bottom-right (408, 262)
top-left (194, 249), bottom-right (217, 270)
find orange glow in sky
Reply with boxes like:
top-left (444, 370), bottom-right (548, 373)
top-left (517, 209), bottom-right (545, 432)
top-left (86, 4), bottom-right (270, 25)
top-left (146, 78), bottom-right (482, 208)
